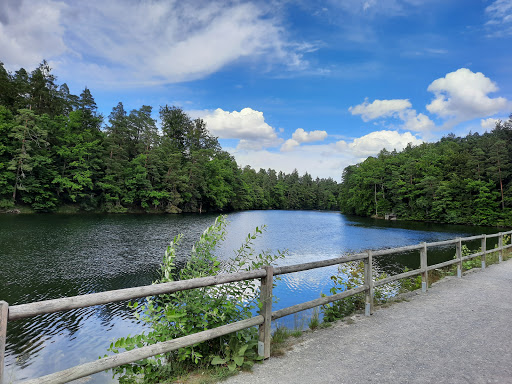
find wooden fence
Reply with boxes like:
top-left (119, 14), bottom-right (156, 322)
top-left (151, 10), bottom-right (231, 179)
top-left (1, 230), bottom-right (512, 384)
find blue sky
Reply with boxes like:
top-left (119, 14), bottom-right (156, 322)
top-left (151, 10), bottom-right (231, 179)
top-left (1, 0), bottom-right (512, 179)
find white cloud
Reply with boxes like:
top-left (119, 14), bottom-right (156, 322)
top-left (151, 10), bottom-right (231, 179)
top-left (281, 128), bottom-right (328, 152)
top-left (0, 0), bottom-right (308, 85)
top-left (485, 0), bottom-right (512, 36)
top-left (200, 108), bottom-right (282, 150)
top-left (227, 129), bottom-right (423, 179)
top-left (426, 68), bottom-right (510, 120)
top-left (349, 98), bottom-right (412, 121)
top-left (349, 98), bottom-right (435, 133)
top-left (0, 0), bottom-right (67, 69)
top-left (335, 130), bottom-right (422, 157)
top-left (292, 128), bottom-right (328, 143)
top-left (480, 117), bottom-right (501, 131)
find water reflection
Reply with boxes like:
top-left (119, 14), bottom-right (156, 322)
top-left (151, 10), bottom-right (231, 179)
top-left (0, 211), bottom-right (498, 382)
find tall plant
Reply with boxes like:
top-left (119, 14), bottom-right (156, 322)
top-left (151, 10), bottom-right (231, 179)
top-left (107, 215), bottom-right (284, 383)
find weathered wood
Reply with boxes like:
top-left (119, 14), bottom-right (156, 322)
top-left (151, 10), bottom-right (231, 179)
top-left (427, 238), bottom-right (459, 247)
top-left (9, 230), bottom-right (512, 384)
top-left (420, 242), bottom-right (428, 292)
top-left (461, 253), bottom-right (485, 262)
top-left (481, 234), bottom-right (487, 270)
top-left (373, 268), bottom-right (423, 287)
top-left (498, 233), bottom-right (503, 263)
top-left (258, 266), bottom-right (273, 359)
top-left (456, 238), bottom-right (462, 278)
top-left (427, 258), bottom-right (461, 271)
top-left (20, 315), bottom-right (263, 384)
top-left (271, 285), bottom-right (368, 320)
top-left (364, 251), bottom-right (374, 316)
top-left (273, 253), bottom-right (367, 276)
top-left (9, 269), bottom-right (266, 321)
top-left (0, 301), bottom-right (8, 384)
top-left (371, 243), bottom-right (423, 257)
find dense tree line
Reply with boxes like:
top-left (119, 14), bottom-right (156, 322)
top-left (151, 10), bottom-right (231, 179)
top-left (0, 61), bottom-right (340, 213)
top-left (339, 118), bottom-right (512, 226)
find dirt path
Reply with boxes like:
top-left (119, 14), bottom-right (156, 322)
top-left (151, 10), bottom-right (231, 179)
top-left (225, 260), bottom-right (512, 384)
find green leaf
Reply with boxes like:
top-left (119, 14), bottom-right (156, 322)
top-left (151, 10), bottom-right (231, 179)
top-left (233, 356), bottom-right (244, 366)
top-left (227, 361), bottom-right (237, 371)
top-left (237, 344), bottom-right (249, 356)
top-left (211, 356), bottom-right (227, 365)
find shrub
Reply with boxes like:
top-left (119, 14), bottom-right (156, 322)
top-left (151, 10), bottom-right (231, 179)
top-left (107, 215), bottom-right (285, 383)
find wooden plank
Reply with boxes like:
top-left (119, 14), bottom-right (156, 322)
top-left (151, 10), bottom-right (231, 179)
top-left (371, 243), bottom-right (423, 257)
top-left (420, 242), bottom-right (428, 292)
top-left (373, 268), bottom-right (422, 287)
top-left (498, 233), bottom-right (503, 263)
top-left (0, 301), bottom-right (8, 384)
top-left (461, 235), bottom-right (486, 241)
top-left (258, 266), bottom-right (273, 359)
top-left (20, 315), bottom-right (263, 384)
top-left (461, 253), bottom-right (484, 262)
top-left (271, 285), bottom-right (368, 320)
top-left (364, 251), bottom-right (374, 316)
top-left (481, 235), bottom-right (487, 270)
top-left (456, 238), bottom-right (462, 278)
top-left (427, 238), bottom-right (460, 247)
top-left (9, 269), bottom-right (266, 321)
top-left (273, 253), bottom-right (367, 276)
top-left (427, 258), bottom-right (460, 271)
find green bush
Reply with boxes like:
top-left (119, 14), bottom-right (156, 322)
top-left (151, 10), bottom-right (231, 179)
top-left (107, 215), bottom-right (284, 383)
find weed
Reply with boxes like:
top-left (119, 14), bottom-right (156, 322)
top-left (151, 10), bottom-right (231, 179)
top-left (308, 308), bottom-right (320, 330)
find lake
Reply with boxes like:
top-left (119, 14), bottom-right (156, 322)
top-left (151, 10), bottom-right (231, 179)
top-left (0, 210), bottom-right (498, 382)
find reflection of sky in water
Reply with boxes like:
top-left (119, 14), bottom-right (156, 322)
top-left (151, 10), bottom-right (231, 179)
top-left (1, 211), bottom-right (490, 382)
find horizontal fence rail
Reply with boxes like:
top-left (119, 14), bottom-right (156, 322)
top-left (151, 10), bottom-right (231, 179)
top-left (1, 230), bottom-right (512, 384)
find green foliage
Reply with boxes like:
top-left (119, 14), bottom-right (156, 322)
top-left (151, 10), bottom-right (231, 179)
top-left (106, 215), bottom-right (284, 383)
top-left (398, 268), bottom-right (422, 293)
top-left (308, 308), bottom-right (320, 330)
top-left (0, 62), bottom-right (342, 214)
top-left (321, 261), bottom-right (399, 322)
top-left (339, 120), bottom-right (512, 226)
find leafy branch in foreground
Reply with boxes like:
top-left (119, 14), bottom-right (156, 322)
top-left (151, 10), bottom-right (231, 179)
top-left (106, 215), bottom-right (285, 383)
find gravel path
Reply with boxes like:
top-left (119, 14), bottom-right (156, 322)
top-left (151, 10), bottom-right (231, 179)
top-left (225, 260), bottom-right (512, 384)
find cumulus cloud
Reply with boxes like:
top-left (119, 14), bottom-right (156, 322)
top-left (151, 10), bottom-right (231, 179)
top-left (0, 0), bottom-right (309, 85)
top-left (281, 128), bottom-right (328, 151)
top-left (349, 98), bottom-right (412, 121)
top-left (200, 108), bottom-right (282, 150)
top-left (335, 130), bottom-right (422, 157)
top-left (350, 98), bottom-right (435, 133)
top-left (485, 0), bottom-right (512, 36)
top-left (480, 117), bottom-right (501, 131)
top-left (426, 68), bottom-right (509, 120)
top-left (230, 130), bottom-right (423, 179)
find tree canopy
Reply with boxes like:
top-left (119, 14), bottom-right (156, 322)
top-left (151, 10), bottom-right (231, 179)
top-left (339, 118), bottom-right (512, 226)
top-left (0, 61), bottom-right (340, 213)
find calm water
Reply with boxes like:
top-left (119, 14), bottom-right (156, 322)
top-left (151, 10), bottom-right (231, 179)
top-left (0, 211), bottom-right (498, 382)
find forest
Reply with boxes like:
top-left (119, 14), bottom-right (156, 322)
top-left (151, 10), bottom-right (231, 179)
top-left (0, 61), bottom-right (340, 213)
top-left (339, 116), bottom-right (512, 226)
top-left (2, 60), bottom-right (511, 226)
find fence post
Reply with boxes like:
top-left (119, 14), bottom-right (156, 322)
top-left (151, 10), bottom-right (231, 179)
top-left (258, 266), bottom-right (273, 359)
top-left (481, 234), bottom-right (486, 270)
top-left (456, 238), bottom-right (462, 278)
top-left (420, 242), bottom-right (428, 292)
top-left (498, 232), bottom-right (503, 263)
top-left (364, 251), bottom-right (374, 316)
top-left (0, 301), bottom-right (8, 384)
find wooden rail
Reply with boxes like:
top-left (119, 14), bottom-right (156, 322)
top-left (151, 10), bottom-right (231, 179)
top-left (1, 230), bottom-right (511, 384)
